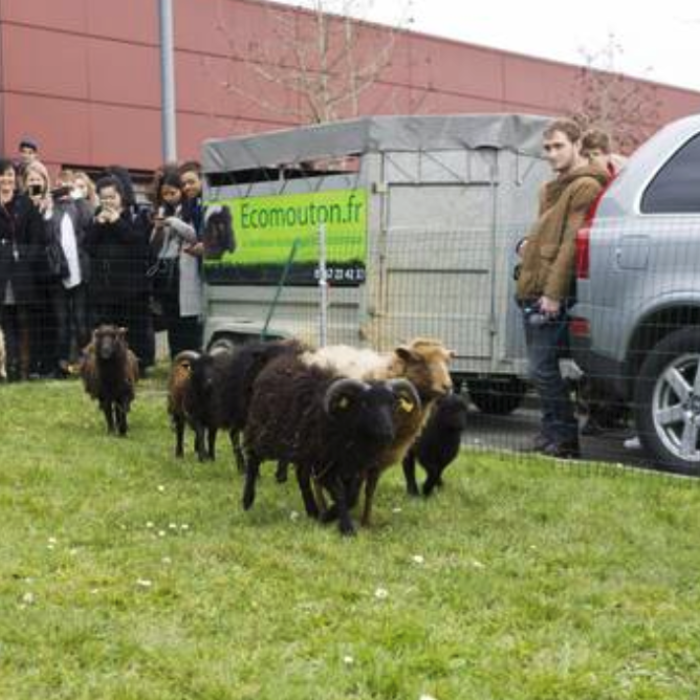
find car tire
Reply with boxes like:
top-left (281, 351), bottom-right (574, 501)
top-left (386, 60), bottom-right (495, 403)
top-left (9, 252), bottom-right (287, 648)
top-left (468, 377), bottom-right (527, 415)
top-left (634, 327), bottom-right (700, 475)
top-left (207, 335), bottom-right (238, 354)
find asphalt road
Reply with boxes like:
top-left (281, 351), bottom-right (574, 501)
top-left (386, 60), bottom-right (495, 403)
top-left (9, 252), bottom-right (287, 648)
top-left (463, 400), bottom-right (655, 470)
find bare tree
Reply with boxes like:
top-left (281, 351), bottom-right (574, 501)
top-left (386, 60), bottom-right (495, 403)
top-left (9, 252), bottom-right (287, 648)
top-left (209, 0), bottom-right (418, 124)
top-left (568, 34), bottom-right (662, 154)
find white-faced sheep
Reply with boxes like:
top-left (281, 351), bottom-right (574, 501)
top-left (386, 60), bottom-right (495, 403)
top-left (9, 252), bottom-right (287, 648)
top-left (403, 394), bottom-right (468, 497)
top-left (242, 353), bottom-right (419, 535)
top-left (301, 337), bottom-right (454, 526)
top-left (80, 325), bottom-right (139, 435)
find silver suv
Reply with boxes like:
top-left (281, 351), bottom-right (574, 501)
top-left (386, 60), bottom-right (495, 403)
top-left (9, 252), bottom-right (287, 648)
top-left (570, 114), bottom-right (700, 474)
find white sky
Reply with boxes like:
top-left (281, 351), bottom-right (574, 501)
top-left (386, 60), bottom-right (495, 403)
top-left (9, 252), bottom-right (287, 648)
top-left (277, 0), bottom-right (700, 93)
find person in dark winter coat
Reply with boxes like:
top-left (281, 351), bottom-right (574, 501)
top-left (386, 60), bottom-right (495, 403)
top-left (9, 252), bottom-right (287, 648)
top-left (101, 165), bottom-right (155, 370)
top-left (85, 176), bottom-right (151, 371)
top-left (0, 158), bottom-right (47, 380)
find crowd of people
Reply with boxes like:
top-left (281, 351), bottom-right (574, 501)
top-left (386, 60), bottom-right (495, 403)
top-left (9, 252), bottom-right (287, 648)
top-left (0, 138), bottom-right (214, 382)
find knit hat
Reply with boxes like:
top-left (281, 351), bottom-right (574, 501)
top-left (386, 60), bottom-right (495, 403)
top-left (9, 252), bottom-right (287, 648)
top-left (18, 137), bottom-right (39, 152)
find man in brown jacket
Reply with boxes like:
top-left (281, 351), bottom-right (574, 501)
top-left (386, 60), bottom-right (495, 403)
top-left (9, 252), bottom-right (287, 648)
top-left (516, 118), bottom-right (609, 458)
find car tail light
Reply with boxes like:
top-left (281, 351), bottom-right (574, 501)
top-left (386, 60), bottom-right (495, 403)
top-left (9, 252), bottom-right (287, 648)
top-left (575, 184), bottom-right (608, 280)
top-left (575, 225), bottom-right (590, 279)
top-left (569, 317), bottom-right (590, 337)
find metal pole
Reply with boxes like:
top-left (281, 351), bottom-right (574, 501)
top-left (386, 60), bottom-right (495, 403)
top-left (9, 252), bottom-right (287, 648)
top-left (159, 0), bottom-right (177, 162)
top-left (318, 224), bottom-right (329, 347)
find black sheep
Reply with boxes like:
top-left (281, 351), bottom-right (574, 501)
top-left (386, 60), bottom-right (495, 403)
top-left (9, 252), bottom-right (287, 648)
top-left (243, 354), bottom-right (418, 535)
top-left (80, 325), bottom-right (139, 436)
top-left (182, 339), bottom-right (303, 465)
top-left (402, 394), bottom-right (467, 496)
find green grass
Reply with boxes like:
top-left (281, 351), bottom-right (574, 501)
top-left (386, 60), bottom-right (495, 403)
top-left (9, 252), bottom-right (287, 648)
top-left (2, 376), bottom-right (700, 699)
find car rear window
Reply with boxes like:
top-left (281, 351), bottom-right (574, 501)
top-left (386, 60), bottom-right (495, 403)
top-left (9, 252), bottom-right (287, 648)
top-left (641, 132), bottom-right (700, 214)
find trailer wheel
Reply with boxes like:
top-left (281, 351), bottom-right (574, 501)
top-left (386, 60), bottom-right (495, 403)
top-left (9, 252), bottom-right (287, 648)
top-left (468, 377), bottom-right (527, 415)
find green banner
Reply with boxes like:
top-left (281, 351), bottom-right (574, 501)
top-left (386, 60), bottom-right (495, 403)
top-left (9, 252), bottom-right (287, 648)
top-left (204, 189), bottom-right (367, 286)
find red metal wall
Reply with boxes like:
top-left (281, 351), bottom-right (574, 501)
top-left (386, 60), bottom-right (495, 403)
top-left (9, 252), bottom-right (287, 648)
top-left (1, 0), bottom-right (699, 174)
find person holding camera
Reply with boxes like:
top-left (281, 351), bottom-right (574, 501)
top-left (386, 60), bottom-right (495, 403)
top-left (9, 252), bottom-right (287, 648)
top-left (0, 158), bottom-right (46, 381)
top-left (85, 175), bottom-right (151, 369)
top-left (515, 119), bottom-right (609, 459)
top-left (22, 160), bottom-right (60, 377)
top-left (148, 165), bottom-right (202, 358)
top-left (44, 170), bottom-right (93, 377)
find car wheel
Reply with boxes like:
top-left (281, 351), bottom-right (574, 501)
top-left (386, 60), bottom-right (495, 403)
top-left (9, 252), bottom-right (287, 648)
top-left (634, 327), bottom-right (700, 475)
top-left (468, 377), bottom-right (527, 415)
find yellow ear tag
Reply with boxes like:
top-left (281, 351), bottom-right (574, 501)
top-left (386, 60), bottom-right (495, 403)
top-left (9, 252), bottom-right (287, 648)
top-left (399, 397), bottom-right (414, 413)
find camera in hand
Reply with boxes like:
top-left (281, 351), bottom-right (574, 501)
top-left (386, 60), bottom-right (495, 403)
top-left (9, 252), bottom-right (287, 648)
top-left (28, 184), bottom-right (44, 196)
top-left (522, 301), bottom-right (550, 327)
top-left (50, 185), bottom-right (73, 200)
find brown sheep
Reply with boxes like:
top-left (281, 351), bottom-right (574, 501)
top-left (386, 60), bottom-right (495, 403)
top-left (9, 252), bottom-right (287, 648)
top-left (167, 350), bottom-right (200, 457)
top-left (302, 337), bottom-right (454, 526)
top-left (80, 325), bottom-right (139, 436)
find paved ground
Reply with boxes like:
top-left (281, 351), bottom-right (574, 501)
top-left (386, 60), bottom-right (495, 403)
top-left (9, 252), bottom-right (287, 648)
top-left (463, 400), bottom-right (656, 470)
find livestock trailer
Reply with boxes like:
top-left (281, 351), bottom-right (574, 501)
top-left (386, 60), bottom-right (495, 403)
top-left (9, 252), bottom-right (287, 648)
top-left (200, 114), bottom-right (551, 412)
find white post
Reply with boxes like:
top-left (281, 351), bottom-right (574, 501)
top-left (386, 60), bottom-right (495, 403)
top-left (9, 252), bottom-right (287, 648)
top-left (318, 223), bottom-right (329, 347)
top-left (159, 0), bottom-right (177, 162)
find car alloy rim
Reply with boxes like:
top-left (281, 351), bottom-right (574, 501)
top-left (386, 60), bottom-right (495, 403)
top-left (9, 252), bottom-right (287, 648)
top-left (652, 352), bottom-right (700, 463)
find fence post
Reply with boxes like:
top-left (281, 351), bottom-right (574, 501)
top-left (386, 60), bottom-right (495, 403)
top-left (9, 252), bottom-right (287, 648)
top-left (318, 223), bottom-right (329, 347)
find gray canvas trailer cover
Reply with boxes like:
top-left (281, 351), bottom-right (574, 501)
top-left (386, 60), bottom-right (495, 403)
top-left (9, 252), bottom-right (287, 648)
top-left (201, 114), bottom-right (551, 393)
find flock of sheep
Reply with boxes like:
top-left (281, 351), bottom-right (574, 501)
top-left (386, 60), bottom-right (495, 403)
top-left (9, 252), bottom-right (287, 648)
top-left (80, 324), bottom-right (468, 536)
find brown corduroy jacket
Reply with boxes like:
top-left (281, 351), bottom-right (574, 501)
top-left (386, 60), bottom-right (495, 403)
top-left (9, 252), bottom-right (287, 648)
top-left (516, 163), bottom-right (609, 302)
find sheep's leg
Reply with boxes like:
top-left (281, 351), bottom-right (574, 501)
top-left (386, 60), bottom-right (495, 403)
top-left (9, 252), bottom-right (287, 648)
top-left (360, 469), bottom-right (380, 527)
top-left (195, 425), bottom-right (207, 462)
top-left (101, 400), bottom-right (115, 434)
top-left (422, 466), bottom-right (441, 497)
top-left (174, 416), bottom-right (185, 458)
top-left (402, 449), bottom-right (420, 497)
top-left (242, 455), bottom-right (260, 510)
top-left (327, 477), bottom-right (355, 537)
top-left (313, 477), bottom-right (329, 514)
top-left (295, 466), bottom-right (320, 519)
top-left (275, 460), bottom-right (289, 483)
top-left (116, 401), bottom-right (128, 436)
top-left (230, 430), bottom-right (246, 473)
top-left (207, 428), bottom-right (217, 461)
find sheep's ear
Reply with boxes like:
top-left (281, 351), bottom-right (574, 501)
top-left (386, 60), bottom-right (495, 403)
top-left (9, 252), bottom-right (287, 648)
top-left (395, 346), bottom-right (417, 363)
top-left (388, 379), bottom-right (421, 414)
top-left (324, 378), bottom-right (367, 415)
top-left (117, 327), bottom-right (128, 338)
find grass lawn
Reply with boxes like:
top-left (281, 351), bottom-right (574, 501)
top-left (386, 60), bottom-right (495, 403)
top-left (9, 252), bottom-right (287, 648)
top-left (1, 375), bottom-right (700, 699)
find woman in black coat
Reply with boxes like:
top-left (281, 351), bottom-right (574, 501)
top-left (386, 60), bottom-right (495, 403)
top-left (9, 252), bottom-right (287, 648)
top-left (0, 158), bottom-right (47, 380)
top-left (85, 175), bottom-right (151, 370)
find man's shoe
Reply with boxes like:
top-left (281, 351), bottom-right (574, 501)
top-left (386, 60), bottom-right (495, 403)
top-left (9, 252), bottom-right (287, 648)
top-left (541, 438), bottom-right (581, 459)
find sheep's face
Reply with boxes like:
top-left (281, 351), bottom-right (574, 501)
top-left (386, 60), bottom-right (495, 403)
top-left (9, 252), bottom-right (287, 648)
top-left (395, 340), bottom-right (454, 401)
top-left (93, 325), bottom-right (127, 360)
top-left (325, 380), bottom-right (396, 447)
top-left (434, 394), bottom-right (468, 431)
top-left (190, 355), bottom-right (221, 397)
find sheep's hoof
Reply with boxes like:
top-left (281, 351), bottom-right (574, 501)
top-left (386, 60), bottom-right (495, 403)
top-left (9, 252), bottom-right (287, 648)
top-left (338, 522), bottom-right (357, 537)
top-left (319, 505), bottom-right (339, 523)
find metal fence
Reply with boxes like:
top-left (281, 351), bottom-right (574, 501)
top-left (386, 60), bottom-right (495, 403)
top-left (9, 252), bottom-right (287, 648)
top-left (3, 223), bottom-right (700, 477)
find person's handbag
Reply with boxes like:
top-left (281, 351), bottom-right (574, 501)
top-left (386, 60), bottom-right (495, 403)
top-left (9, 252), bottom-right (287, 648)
top-left (45, 235), bottom-right (69, 280)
